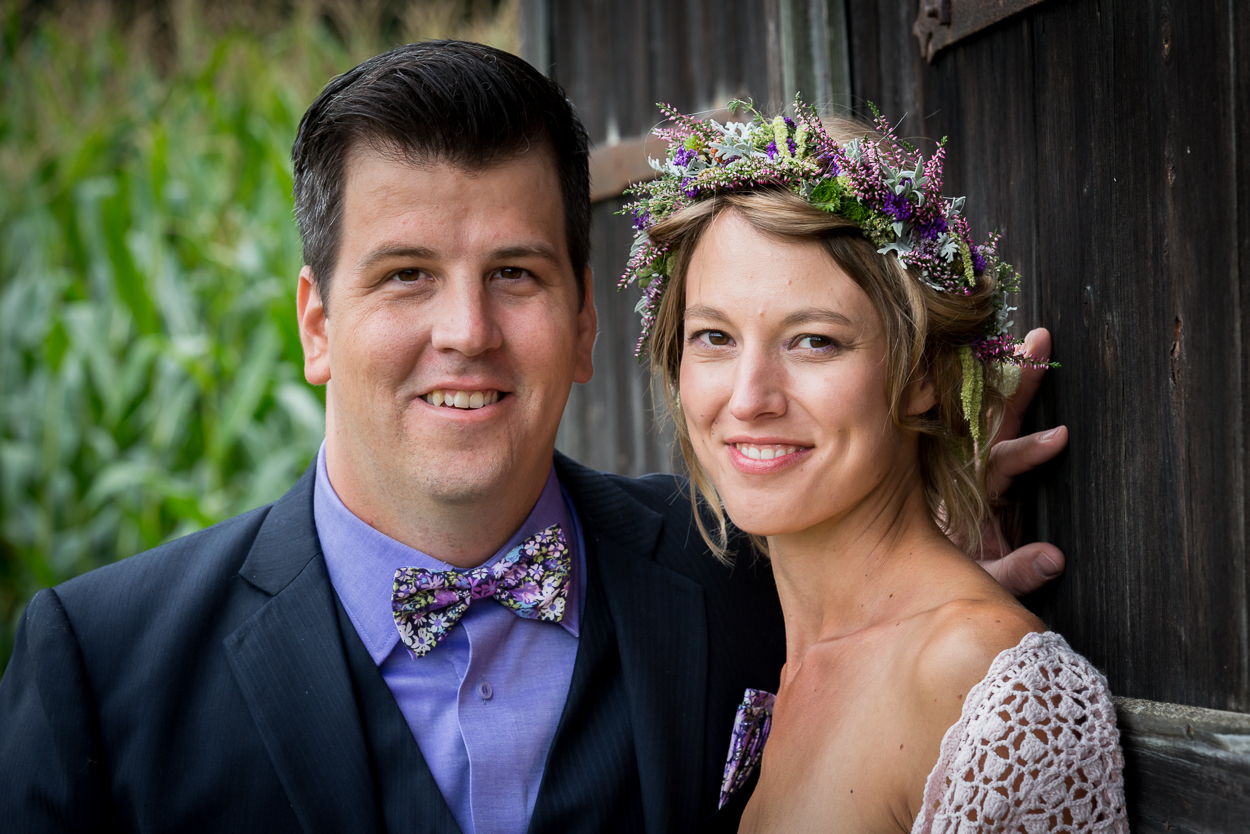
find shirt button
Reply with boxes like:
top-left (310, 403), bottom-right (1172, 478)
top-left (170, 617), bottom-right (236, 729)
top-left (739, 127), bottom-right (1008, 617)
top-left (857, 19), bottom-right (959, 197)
top-left (478, 679), bottom-right (493, 700)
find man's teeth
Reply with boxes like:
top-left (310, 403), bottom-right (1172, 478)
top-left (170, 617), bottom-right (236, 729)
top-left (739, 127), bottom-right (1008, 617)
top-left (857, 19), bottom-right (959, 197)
top-left (734, 443), bottom-right (799, 460)
top-left (423, 390), bottom-right (500, 409)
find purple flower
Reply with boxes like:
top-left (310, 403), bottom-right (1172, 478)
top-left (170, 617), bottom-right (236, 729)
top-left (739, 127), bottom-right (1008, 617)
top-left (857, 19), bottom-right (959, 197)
top-left (787, 137), bottom-right (797, 156)
top-left (631, 207), bottom-right (651, 230)
top-left (513, 583), bottom-right (542, 604)
top-left (783, 117), bottom-right (796, 131)
top-left (882, 190), bottom-right (913, 222)
top-left (916, 216), bottom-right (948, 240)
top-left (681, 177), bottom-right (699, 198)
top-left (672, 147), bottom-right (696, 167)
top-left (969, 244), bottom-right (988, 273)
top-left (470, 580), bottom-right (497, 600)
top-left (765, 141), bottom-right (779, 159)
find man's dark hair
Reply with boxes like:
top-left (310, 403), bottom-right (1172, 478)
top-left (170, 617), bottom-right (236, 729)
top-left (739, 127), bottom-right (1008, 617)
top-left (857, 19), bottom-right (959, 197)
top-left (291, 40), bottom-right (591, 311)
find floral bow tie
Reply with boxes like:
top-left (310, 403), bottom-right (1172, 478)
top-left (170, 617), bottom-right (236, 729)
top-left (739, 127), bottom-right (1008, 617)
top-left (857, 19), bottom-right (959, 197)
top-left (392, 524), bottom-right (570, 658)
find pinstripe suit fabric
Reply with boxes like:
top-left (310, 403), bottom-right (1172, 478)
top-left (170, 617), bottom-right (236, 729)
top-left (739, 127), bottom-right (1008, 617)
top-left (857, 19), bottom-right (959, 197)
top-left (0, 453), bottom-right (785, 833)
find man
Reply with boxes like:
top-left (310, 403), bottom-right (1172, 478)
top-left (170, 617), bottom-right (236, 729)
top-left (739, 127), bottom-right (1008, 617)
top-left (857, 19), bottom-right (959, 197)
top-left (0, 41), bottom-right (1067, 833)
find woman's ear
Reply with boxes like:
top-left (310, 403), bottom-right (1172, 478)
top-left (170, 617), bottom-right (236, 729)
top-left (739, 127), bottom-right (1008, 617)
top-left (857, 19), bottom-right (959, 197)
top-left (905, 375), bottom-right (937, 416)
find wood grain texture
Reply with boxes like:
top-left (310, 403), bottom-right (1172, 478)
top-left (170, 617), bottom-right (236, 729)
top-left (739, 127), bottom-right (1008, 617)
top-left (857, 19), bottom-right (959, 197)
top-left (846, 0), bottom-right (1249, 715)
top-left (1115, 697), bottom-right (1250, 832)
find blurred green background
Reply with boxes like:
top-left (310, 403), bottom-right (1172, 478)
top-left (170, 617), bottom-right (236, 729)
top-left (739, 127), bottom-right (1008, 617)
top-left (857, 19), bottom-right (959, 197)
top-left (0, 0), bottom-right (518, 671)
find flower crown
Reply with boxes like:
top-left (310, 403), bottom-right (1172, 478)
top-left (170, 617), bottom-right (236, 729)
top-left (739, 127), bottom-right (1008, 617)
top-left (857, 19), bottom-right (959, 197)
top-left (618, 96), bottom-right (1051, 442)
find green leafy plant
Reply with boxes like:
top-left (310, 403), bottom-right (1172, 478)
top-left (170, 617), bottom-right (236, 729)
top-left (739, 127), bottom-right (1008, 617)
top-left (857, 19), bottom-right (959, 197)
top-left (0, 0), bottom-right (518, 671)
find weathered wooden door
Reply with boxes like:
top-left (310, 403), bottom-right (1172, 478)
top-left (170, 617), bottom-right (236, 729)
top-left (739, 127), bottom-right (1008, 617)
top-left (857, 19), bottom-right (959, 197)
top-left (524, 0), bottom-right (1250, 828)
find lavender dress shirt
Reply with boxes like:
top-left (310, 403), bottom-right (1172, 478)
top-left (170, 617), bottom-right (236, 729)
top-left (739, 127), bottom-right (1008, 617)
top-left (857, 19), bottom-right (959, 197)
top-left (314, 443), bottom-right (585, 834)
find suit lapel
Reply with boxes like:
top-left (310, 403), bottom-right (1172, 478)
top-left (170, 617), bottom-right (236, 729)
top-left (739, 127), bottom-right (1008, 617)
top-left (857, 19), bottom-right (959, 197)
top-left (223, 467), bottom-right (384, 834)
top-left (552, 456), bottom-right (710, 833)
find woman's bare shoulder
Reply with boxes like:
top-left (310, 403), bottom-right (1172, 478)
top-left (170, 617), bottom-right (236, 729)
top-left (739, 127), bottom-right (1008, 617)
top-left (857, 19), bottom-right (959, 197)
top-left (908, 599), bottom-right (1045, 714)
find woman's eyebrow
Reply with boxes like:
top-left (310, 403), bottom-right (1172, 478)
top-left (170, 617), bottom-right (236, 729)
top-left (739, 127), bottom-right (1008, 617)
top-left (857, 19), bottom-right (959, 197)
top-left (782, 308), bottom-right (853, 328)
top-left (684, 304), bottom-right (729, 323)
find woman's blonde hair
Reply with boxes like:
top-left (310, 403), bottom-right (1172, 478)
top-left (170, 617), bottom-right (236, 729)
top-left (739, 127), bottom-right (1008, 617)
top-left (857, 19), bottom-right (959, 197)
top-left (648, 170), bottom-right (1010, 563)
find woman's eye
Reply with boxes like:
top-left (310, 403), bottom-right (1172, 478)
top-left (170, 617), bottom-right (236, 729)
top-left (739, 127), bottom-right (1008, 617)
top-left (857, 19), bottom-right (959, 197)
top-left (694, 330), bottom-right (731, 347)
top-left (796, 334), bottom-right (835, 350)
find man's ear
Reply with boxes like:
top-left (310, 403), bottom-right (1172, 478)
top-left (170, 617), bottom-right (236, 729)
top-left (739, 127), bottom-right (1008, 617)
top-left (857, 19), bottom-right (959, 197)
top-left (905, 374), bottom-right (937, 416)
top-left (297, 266), bottom-right (331, 386)
top-left (573, 266), bottom-right (597, 384)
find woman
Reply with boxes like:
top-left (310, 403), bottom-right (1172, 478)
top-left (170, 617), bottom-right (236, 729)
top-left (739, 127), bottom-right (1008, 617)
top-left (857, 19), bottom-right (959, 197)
top-left (622, 102), bottom-right (1127, 832)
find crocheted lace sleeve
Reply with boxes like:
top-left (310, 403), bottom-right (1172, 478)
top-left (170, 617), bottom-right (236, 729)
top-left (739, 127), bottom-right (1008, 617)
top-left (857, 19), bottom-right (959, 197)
top-left (911, 631), bottom-right (1128, 834)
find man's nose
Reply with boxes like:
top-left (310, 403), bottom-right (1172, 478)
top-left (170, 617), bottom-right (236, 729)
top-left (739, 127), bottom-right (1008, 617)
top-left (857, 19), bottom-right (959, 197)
top-left (728, 348), bottom-right (787, 421)
top-left (429, 278), bottom-right (503, 356)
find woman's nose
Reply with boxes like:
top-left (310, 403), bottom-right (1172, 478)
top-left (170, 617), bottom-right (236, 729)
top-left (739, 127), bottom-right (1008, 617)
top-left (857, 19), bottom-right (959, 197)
top-left (429, 278), bottom-right (503, 356)
top-left (728, 349), bottom-right (787, 421)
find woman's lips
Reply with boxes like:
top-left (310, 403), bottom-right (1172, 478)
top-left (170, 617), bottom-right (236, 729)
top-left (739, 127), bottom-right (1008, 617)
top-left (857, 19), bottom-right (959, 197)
top-left (726, 441), bottom-right (811, 473)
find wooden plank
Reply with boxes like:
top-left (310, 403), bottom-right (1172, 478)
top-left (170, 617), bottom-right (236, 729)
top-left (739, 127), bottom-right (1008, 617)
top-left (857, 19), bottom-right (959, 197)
top-left (1115, 697), bottom-right (1250, 832)
top-left (844, 0), bottom-right (926, 128)
top-left (607, 0), bottom-right (650, 141)
top-left (519, 0), bottom-right (550, 72)
top-left (1236, 0), bottom-right (1250, 721)
top-left (845, 0), bottom-right (1249, 713)
top-left (1010, 0), bottom-right (1142, 699)
top-left (1022, 0), bottom-right (1247, 712)
top-left (1155, 0), bottom-right (1247, 712)
top-left (557, 197), bottom-right (675, 477)
top-left (776, 0), bottom-right (852, 112)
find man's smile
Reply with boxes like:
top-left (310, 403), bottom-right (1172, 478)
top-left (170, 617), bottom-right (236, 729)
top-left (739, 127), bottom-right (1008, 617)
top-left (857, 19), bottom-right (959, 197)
top-left (421, 389), bottom-right (504, 409)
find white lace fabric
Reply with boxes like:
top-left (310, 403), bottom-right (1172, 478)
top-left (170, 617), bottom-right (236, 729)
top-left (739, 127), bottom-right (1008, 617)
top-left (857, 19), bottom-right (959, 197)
top-left (911, 631), bottom-right (1128, 833)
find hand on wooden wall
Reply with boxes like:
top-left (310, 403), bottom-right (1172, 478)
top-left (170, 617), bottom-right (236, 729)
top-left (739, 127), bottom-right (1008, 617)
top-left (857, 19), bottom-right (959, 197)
top-left (967, 328), bottom-right (1069, 596)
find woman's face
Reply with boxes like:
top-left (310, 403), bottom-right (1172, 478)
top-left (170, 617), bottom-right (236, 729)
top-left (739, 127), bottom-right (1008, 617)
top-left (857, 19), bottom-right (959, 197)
top-left (679, 210), bottom-right (920, 539)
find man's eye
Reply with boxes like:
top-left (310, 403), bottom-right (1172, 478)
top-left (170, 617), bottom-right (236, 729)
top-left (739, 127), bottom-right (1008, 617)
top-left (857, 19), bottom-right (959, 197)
top-left (796, 334), bottom-right (835, 350)
top-left (494, 267), bottom-right (529, 280)
top-left (391, 269), bottom-right (425, 283)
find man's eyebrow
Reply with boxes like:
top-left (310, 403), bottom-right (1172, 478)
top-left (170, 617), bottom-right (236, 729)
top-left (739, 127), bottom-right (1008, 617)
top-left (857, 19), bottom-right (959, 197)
top-left (357, 243), bottom-right (564, 271)
top-left (358, 245), bottom-right (437, 271)
top-left (488, 243), bottom-right (564, 264)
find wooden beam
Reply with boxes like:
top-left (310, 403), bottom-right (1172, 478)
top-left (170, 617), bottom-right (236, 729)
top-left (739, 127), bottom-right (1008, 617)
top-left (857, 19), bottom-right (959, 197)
top-left (589, 134), bottom-right (659, 204)
top-left (589, 109), bottom-right (734, 204)
top-left (1115, 697), bottom-right (1250, 832)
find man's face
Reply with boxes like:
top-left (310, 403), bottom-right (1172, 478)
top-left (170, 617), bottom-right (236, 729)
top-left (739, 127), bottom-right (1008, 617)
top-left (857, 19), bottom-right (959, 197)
top-left (298, 147), bottom-right (595, 550)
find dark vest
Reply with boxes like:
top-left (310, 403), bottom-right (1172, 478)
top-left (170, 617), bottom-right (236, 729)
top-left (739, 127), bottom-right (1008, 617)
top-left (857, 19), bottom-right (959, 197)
top-left (335, 532), bottom-right (646, 834)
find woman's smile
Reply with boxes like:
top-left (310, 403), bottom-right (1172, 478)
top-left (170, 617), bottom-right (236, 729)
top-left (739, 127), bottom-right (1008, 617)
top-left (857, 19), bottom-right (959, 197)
top-left (725, 439), bottom-right (812, 473)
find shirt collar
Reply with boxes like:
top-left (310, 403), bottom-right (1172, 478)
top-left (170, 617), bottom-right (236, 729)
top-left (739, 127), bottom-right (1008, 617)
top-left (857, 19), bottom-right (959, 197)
top-left (314, 442), bottom-right (581, 665)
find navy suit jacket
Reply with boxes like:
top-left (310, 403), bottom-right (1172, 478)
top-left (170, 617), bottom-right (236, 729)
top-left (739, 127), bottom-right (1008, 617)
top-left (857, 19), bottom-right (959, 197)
top-left (0, 453), bottom-right (785, 833)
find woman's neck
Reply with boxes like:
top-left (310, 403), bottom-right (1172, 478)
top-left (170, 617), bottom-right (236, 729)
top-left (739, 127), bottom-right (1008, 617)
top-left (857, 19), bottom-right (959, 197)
top-left (767, 468), bottom-right (962, 667)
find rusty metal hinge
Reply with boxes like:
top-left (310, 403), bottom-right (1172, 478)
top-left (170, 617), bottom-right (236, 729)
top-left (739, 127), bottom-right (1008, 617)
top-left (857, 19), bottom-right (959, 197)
top-left (913, 0), bottom-right (1047, 62)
